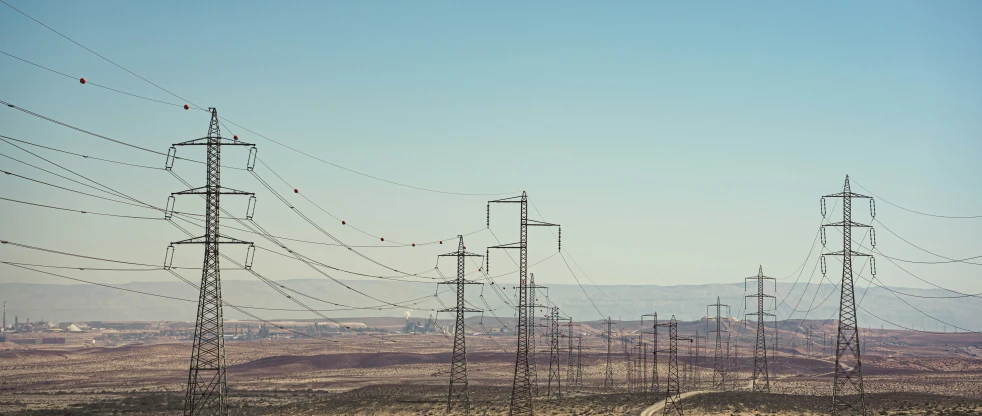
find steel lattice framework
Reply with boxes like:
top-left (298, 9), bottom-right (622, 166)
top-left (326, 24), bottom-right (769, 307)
top-left (642, 312), bottom-right (659, 395)
top-left (168, 108), bottom-right (254, 416)
top-left (488, 191), bottom-right (560, 416)
top-left (563, 321), bottom-right (576, 395)
top-left (822, 175), bottom-right (873, 415)
top-left (745, 266), bottom-right (775, 393)
top-left (707, 297), bottom-right (730, 390)
top-left (659, 316), bottom-right (691, 416)
top-left (545, 307), bottom-right (565, 400)
top-left (602, 318), bottom-right (617, 389)
top-left (438, 236), bottom-right (483, 414)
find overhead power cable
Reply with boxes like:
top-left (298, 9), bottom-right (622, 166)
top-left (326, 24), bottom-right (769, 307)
top-left (0, 7), bottom-right (513, 196)
top-left (851, 179), bottom-right (982, 219)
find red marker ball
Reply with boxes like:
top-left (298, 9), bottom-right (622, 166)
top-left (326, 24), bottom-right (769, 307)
top-left (464, 246), bottom-right (467, 249)
top-left (233, 135), bottom-right (239, 141)
top-left (79, 77), bottom-right (87, 85)
top-left (342, 220), bottom-right (346, 225)
top-left (294, 188), bottom-right (299, 193)
top-left (439, 241), bottom-right (443, 244)
top-left (184, 104), bottom-right (190, 110)
top-left (380, 237), bottom-right (385, 242)
top-left (412, 243), bottom-right (416, 247)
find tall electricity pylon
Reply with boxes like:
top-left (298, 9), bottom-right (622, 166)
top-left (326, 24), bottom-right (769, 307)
top-left (438, 236), bottom-right (483, 414)
top-left (529, 274), bottom-right (546, 398)
top-left (602, 318), bottom-right (617, 389)
top-left (643, 312), bottom-right (659, 394)
top-left (488, 191), bottom-right (560, 416)
top-left (822, 175), bottom-right (873, 415)
top-left (660, 316), bottom-right (691, 416)
top-left (545, 307), bottom-right (564, 400)
top-left (745, 266), bottom-right (775, 393)
top-left (707, 297), bottom-right (730, 390)
top-left (169, 108), bottom-right (254, 416)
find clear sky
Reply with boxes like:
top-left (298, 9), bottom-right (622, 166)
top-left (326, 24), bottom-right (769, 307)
top-left (1, 0), bottom-right (980, 307)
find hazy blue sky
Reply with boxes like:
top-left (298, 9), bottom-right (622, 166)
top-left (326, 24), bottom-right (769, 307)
top-left (1, 0), bottom-right (980, 319)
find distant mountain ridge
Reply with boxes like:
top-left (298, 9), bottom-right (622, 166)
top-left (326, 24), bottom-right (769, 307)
top-left (1, 279), bottom-right (977, 331)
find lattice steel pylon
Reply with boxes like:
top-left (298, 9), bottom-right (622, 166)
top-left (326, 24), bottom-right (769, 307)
top-left (745, 266), bottom-right (775, 393)
top-left (707, 297), bottom-right (730, 390)
top-left (822, 175), bottom-right (873, 415)
top-left (575, 335), bottom-right (583, 388)
top-left (438, 236), bottom-right (483, 414)
top-left (660, 316), bottom-right (691, 416)
top-left (168, 108), bottom-right (255, 416)
top-left (545, 307), bottom-right (564, 400)
top-left (488, 191), bottom-right (560, 416)
top-left (643, 312), bottom-right (659, 395)
top-left (563, 321), bottom-right (576, 394)
top-left (602, 318), bottom-right (617, 389)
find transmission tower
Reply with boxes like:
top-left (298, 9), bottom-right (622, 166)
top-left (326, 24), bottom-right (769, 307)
top-left (437, 236), bottom-right (483, 414)
top-left (706, 297), bottom-right (731, 390)
top-left (168, 108), bottom-right (254, 416)
top-left (660, 316), bottom-right (691, 416)
top-left (575, 335), bottom-right (583, 388)
top-left (529, 274), bottom-right (546, 398)
top-left (563, 321), bottom-right (576, 394)
top-left (745, 266), bottom-right (775, 393)
top-left (487, 191), bottom-right (560, 416)
top-left (822, 175), bottom-right (873, 415)
top-left (545, 307), bottom-right (565, 400)
top-left (602, 318), bottom-right (617, 389)
top-left (643, 312), bottom-right (659, 394)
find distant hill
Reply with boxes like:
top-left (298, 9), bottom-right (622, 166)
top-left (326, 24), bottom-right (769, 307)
top-left (0, 279), bottom-right (977, 332)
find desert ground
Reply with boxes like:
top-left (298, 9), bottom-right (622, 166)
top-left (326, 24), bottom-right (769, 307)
top-left (2, 319), bottom-right (981, 415)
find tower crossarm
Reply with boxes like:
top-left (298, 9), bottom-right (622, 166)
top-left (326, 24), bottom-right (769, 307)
top-left (822, 191), bottom-right (870, 199)
top-left (822, 220), bottom-right (871, 228)
top-left (822, 250), bottom-right (871, 257)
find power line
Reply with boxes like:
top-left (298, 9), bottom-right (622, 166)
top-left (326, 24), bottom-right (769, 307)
top-left (851, 179), bottom-right (982, 219)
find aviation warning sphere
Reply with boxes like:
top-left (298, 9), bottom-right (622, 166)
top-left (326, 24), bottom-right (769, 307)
top-left (184, 104), bottom-right (190, 110)
top-left (79, 77), bottom-right (86, 84)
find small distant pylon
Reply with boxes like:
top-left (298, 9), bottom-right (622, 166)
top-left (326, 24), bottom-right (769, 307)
top-left (575, 335), bottom-right (583, 388)
top-left (603, 317), bottom-right (617, 389)
top-left (545, 306), bottom-right (564, 400)
top-left (746, 266), bottom-right (775, 393)
top-left (643, 312), bottom-right (659, 395)
top-left (660, 316), bottom-right (691, 416)
top-left (563, 320), bottom-right (576, 394)
top-left (707, 297), bottom-right (731, 390)
top-left (437, 236), bottom-right (483, 414)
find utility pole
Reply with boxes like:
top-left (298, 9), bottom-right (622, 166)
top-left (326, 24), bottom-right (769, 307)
top-left (488, 192), bottom-right (560, 416)
top-left (643, 313), bottom-right (659, 394)
top-left (167, 108), bottom-right (255, 416)
top-left (603, 318), bottom-right (617, 389)
top-left (545, 307), bottom-right (564, 400)
top-left (822, 175), bottom-right (872, 415)
top-left (660, 316), bottom-right (691, 416)
top-left (707, 297), bottom-right (731, 390)
top-left (746, 266), bottom-right (775, 393)
top-left (438, 236), bottom-right (483, 414)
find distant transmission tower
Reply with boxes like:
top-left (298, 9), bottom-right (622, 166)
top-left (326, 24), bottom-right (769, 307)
top-left (575, 335), bottom-right (583, 388)
top-left (643, 312), bottom-right (659, 394)
top-left (602, 318), bottom-right (617, 389)
top-left (563, 320), bottom-right (576, 394)
top-left (822, 175), bottom-right (873, 415)
top-left (707, 297), bottom-right (730, 390)
top-left (745, 266), bottom-right (775, 393)
top-left (545, 307), bottom-right (564, 400)
top-left (438, 236), bottom-right (483, 414)
top-left (487, 191), bottom-right (560, 416)
top-left (529, 274), bottom-right (546, 398)
top-left (168, 108), bottom-right (255, 416)
top-left (661, 316), bottom-right (691, 416)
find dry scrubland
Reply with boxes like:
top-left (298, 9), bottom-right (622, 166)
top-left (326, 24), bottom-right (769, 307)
top-left (2, 332), bottom-right (982, 415)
